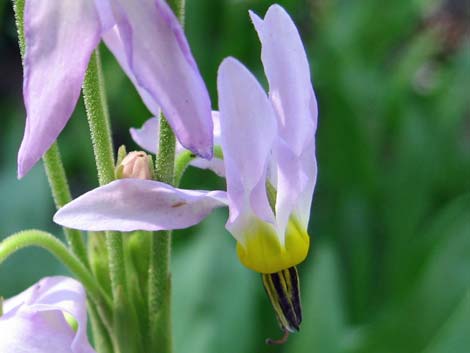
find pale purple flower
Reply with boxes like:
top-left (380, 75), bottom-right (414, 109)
top-left (18, 0), bottom-right (213, 178)
top-left (0, 276), bottom-right (94, 353)
top-left (130, 111), bottom-right (225, 177)
top-left (54, 4), bottom-right (317, 274)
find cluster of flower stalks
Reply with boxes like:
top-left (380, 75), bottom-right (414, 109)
top-left (0, 1), bottom-right (318, 352)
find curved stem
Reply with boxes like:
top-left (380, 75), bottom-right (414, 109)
top-left (174, 150), bottom-right (195, 186)
top-left (0, 230), bottom-right (112, 312)
top-left (174, 145), bottom-right (223, 187)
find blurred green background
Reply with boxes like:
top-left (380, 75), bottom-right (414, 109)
top-left (1, 0), bottom-right (470, 352)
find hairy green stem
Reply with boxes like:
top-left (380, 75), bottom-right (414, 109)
top-left (0, 230), bottom-right (112, 313)
top-left (149, 117), bottom-right (176, 352)
top-left (168, 0), bottom-right (186, 24)
top-left (83, 50), bottom-right (115, 186)
top-left (147, 1), bottom-right (188, 349)
top-left (43, 145), bottom-right (89, 266)
top-left (11, 0), bottom-right (25, 57)
top-left (83, 49), bottom-right (139, 353)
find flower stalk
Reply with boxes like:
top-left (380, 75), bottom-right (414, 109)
top-left (149, 117), bottom-right (176, 351)
top-left (82, 49), bottom-right (141, 353)
top-left (148, 3), bottom-right (185, 351)
top-left (83, 49), bottom-right (115, 186)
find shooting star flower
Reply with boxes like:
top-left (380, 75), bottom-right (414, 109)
top-left (54, 3), bottom-right (317, 342)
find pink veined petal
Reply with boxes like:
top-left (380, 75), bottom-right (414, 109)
top-left (53, 179), bottom-right (227, 232)
top-left (0, 277), bottom-right (95, 353)
top-left (217, 57), bottom-right (277, 240)
top-left (250, 4), bottom-right (317, 155)
top-left (18, 0), bottom-right (101, 178)
top-left (130, 112), bottom-right (225, 176)
top-left (108, 0), bottom-right (213, 159)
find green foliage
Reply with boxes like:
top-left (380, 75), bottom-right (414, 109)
top-left (1, 0), bottom-right (469, 352)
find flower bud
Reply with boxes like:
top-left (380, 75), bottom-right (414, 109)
top-left (116, 151), bottom-right (152, 180)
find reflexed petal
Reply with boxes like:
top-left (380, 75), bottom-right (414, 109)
top-left (0, 277), bottom-right (94, 353)
top-left (108, 0), bottom-right (213, 158)
top-left (217, 57), bottom-right (277, 239)
top-left (18, 1), bottom-right (101, 178)
top-left (249, 4), bottom-right (317, 156)
top-left (53, 179), bottom-right (227, 231)
top-left (250, 5), bottom-right (318, 233)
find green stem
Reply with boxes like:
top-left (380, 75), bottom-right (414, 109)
top-left (147, 1), bottom-right (187, 349)
top-left (0, 230), bottom-right (112, 313)
top-left (174, 150), bottom-right (195, 186)
top-left (168, 0), bottom-right (186, 24)
top-left (82, 48), bottom-right (124, 300)
top-left (83, 49), bottom-right (115, 186)
top-left (43, 145), bottom-right (89, 266)
top-left (174, 145), bottom-right (223, 187)
top-left (82, 49), bottom-right (140, 353)
top-left (11, 0), bottom-right (25, 58)
top-left (88, 305), bottom-right (114, 353)
top-left (149, 116), bottom-right (175, 353)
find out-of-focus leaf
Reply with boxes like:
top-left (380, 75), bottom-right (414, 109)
top-left (172, 210), bottom-right (258, 353)
top-left (0, 121), bottom-right (65, 297)
top-left (286, 243), bottom-right (348, 353)
top-left (421, 290), bottom-right (470, 353)
top-left (357, 194), bottom-right (470, 353)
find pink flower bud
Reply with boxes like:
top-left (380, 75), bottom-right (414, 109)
top-left (118, 151), bottom-right (152, 180)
